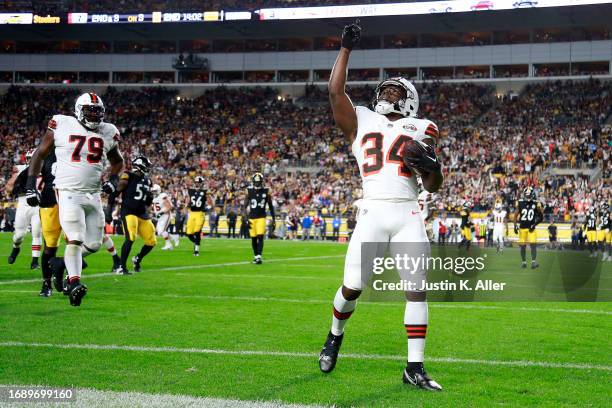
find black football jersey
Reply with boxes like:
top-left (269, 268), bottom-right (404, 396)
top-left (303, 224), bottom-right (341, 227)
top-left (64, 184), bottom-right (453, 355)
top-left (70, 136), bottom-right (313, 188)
top-left (120, 172), bottom-right (152, 219)
top-left (598, 210), bottom-right (610, 230)
top-left (12, 167), bottom-right (28, 198)
top-left (188, 188), bottom-right (206, 211)
top-left (516, 199), bottom-right (541, 229)
top-left (585, 212), bottom-right (597, 231)
top-left (247, 187), bottom-right (270, 219)
top-left (39, 152), bottom-right (57, 208)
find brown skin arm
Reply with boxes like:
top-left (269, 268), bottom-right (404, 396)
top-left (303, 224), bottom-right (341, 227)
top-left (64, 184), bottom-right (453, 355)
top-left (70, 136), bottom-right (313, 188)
top-left (106, 146), bottom-right (124, 178)
top-left (419, 138), bottom-right (444, 193)
top-left (329, 48), bottom-right (357, 141)
top-left (514, 206), bottom-right (520, 229)
top-left (5, 167), bottom-right (19, 196)
top-left (28, 130), bottom-right (55, 179)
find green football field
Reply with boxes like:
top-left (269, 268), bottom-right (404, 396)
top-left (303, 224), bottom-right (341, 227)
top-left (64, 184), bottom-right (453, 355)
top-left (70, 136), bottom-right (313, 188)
top-left (0, 232), bottom-right (610, 407)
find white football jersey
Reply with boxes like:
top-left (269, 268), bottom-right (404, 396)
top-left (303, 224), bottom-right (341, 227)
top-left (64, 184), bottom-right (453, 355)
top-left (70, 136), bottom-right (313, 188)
top-left (492, 209), bottom-right (507, 227)
top-left (49, 115), bottom-right (119, 193)
top-left (153, 193), bottom-right (169, 216)
top-left (352, 106), bottom-right (439, 200)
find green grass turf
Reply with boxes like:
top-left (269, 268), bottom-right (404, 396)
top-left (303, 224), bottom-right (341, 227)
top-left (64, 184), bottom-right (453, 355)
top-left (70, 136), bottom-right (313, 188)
top-left (0, 232), bottom-right (610, 407)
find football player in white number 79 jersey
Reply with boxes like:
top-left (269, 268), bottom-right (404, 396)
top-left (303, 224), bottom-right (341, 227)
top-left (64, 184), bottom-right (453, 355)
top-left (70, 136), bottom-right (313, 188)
top-left (318, 21), bottom-right (444, 391)
top-left (26, 92), bottom-right (124, 307)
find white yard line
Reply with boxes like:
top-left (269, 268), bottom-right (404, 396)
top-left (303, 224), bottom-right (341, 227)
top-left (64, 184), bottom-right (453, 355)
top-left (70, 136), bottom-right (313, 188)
top-left (0, 385), bottom-right (323, 408)
top-left (1, 341), bottom-right (609, 372)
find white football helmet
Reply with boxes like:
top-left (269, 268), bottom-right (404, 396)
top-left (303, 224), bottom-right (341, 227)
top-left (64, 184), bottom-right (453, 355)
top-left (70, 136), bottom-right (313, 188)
top-left (372, 77), bottom-right (419, 117)
top-left (151, 184), bottom-right (161, 195)
top-left (75, 92), bottom-right (105, 130)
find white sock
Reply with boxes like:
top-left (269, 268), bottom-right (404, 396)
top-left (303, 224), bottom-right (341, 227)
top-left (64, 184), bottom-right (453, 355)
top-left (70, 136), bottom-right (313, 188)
top-left (331, 286), bottom-right (356, 336)
top-left (405, 301), bottom-right (428, 362)
top-left (103, 235), bottom-right (117, 256)
top-left (171, 234), bottom-right (179, 245)
top-left (31, 244), bottom-right (41, 258)
top-left (65, 244), bottom-right (83, 280)
top-left (194, 244), bottom-right (199, 252)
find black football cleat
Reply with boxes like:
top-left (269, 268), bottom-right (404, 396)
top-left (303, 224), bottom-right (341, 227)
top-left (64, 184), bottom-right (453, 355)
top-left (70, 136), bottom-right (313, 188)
top-left (403, 363), bottom-right (442, 391)
top-left (67, 280), bottom-right (88, 307)
top-left (319, 331), bottom-right (344, 373)
top-left (132, 256), bottom-right (141, 272)
top-left (39, 280), bottom-right (52, 297)
top-left (521, 261), bottom-right (527, 269)
top-left (8, 247), bottom-right (20, 264)
top-left (531, 261), bottom-right (539, 269)
top-left (252, 255), bottom-right (262, 265)
top-left (30, 257), bottom-right (40, 269)
top-left (193, 251), bottom-right (200, 257)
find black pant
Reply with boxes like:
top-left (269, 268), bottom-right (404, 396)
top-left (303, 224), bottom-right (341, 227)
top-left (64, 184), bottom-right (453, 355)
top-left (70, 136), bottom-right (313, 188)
top-left (210, 224), bottom-right (218, 237)
top-left (228, 222), bottom-right (236, 238)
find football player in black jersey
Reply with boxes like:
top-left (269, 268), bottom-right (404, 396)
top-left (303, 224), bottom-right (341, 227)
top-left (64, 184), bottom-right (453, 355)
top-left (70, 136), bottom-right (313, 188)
top-left (108, 156), bottom-right (156, 274)
top-left (246, 173), bottom-right (275, 264)
top-left (513, 187), bottom-right (543, 268)
top-left (37, 151), bottom-right (61, 296)
top-left (185, 176), bottom-right (209, 256)
top-left (584, 207), bottom-right (598, 257)
top-left (457, 203), bottom-right (473, 252)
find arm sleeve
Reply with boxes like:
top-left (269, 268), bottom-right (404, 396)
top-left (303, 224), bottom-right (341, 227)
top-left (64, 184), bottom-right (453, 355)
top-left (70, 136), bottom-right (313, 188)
top-left (534, 204), bottom-right (544, 225)
top-left (47, 115), bottom-right (60, 131)
top-left (422, 120), bottom-right (440, 144)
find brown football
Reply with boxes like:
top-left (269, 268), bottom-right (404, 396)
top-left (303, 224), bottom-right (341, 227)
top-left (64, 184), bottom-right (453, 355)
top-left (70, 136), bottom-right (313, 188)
top-left (402, 139), bottom-right (427, 161)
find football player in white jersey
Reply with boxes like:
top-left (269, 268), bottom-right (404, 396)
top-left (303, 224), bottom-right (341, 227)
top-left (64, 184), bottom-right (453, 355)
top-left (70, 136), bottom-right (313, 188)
top-left (26, 92), bottom-right (124, 307)
top-left (318, 21), bottom-right (443, 391)
top-left (152, 185), bottom-right (175, 250)
top-left (492, 202), bottom-right (507, 253)
top-left (5, 149), bottom-right (42, 269)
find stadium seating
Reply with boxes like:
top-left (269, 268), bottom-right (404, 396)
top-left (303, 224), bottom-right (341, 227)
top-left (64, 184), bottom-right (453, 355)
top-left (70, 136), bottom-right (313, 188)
top-left (0, 80), bottom-right (609, 225)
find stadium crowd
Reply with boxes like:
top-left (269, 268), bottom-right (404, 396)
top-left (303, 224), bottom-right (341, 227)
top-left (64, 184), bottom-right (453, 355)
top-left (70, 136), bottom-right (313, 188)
top-left (0, 79), bottom-right (610, 228)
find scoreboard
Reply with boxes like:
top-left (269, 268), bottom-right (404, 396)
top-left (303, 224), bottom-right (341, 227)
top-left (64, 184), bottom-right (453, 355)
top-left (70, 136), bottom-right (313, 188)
top-left (68, 12), bottom-right (222, 24)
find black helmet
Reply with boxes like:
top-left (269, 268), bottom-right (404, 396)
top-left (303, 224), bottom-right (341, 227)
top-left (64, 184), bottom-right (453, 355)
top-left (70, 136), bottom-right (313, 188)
top-left (132, 155), bottom-right (151, 175)
top-left (252, 172), bottom-right (263, 188)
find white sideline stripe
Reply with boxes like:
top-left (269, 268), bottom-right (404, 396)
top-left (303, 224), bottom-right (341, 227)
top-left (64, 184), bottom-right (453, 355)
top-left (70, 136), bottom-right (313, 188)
top-left (0, 255), bottom-right (344, 286)
top-left (1, 341), bottom-right (610, 372)
top-left (0, 385), bottom-right (322, 408)
top-left (161, 294), bottom-right (612, 315)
